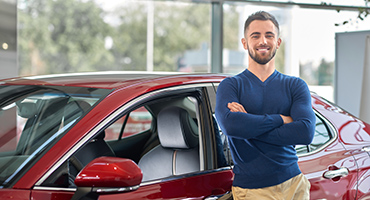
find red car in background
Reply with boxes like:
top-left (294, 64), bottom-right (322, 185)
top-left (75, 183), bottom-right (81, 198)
top-left (0, 72), bottom-right (368, 200)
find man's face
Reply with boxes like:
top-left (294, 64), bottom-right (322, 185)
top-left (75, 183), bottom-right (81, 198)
top-left (241, 20), bottom-right (281, 65)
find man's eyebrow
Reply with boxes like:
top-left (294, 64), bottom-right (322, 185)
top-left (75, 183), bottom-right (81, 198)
top-left (249, 32), bottom-right (261, 37)
top-left (249, 31), bottom-right (276, 37)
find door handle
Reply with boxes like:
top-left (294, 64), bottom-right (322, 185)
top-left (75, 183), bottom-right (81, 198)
top-left (323, 166), bottom-right (349, 179)
top-left (362, 146), bottom-right (370, 152)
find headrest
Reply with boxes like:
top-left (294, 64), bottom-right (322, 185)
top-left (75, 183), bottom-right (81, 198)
top-left (17, 102), bottom-right (37, 118)
top-left (157, 106), bottom-right (199, 149)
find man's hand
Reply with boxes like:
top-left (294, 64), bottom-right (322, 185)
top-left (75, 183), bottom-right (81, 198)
top-left (228, 102), bottom-right (247, 113)
top-left (280, 115), bottom-right (293, 124)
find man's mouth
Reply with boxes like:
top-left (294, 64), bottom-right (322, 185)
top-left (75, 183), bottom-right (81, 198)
top-left (256, 46), bottom-right (270, 53)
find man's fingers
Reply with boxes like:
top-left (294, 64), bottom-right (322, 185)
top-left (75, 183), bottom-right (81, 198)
top-left (280, 115), bottom-right (293, 124)
top-left (228, 102), bottom-right (240, 112)
top-left (228, 102), bottom-right (247, 113)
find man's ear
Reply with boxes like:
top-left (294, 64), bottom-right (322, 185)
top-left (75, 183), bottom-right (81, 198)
top-left (241, 38), bottom-right (248, 50)
top-left (277, 38), bottom-right (282, 49)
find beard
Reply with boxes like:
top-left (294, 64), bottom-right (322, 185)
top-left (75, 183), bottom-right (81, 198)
top-left (247, 44), bottom-right (277, 65)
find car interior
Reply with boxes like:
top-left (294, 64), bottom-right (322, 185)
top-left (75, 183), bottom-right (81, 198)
top-left (41, 91), bottom-right (229, 188)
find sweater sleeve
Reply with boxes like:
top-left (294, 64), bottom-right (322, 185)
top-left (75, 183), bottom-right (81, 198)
top-left (215, 78), bottom-right (283, 140)
top-left (255, 79), bottom-right (315, 145)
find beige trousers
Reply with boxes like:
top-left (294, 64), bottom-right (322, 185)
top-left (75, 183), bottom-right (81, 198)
top-left (232, 173), bottom-right (310, 200)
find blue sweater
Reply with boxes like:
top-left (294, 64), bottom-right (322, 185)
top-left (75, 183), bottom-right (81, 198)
top-left (215, 69), bottom-right (315, 189)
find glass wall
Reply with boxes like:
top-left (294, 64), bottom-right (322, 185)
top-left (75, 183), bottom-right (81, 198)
top-left (18, 0), bottom-right (212, 75)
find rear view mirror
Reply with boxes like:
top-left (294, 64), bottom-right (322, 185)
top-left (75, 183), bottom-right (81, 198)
top-left (71, 157), bottom-right (142, 200)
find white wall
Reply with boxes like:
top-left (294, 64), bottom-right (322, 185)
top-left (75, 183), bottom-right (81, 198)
top-left (335, 31), bottom-right (370, 122)
top-left (359, 36), bottom-right (370, 123)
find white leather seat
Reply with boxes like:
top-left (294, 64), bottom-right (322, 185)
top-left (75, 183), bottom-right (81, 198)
top-left (138, 106), bottom-right (200, 181)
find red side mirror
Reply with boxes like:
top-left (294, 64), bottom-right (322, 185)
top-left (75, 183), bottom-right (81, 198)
top-left (73, 156), bottom-right (142, 198)
top-left (75, 156), bottom-right (142, 188)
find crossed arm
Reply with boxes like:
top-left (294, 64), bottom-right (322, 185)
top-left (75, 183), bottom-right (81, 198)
top-left (215, 78), bottom-right (315, 146)
top-left (227, 98), bottom-right (314, 145)
top-left (227, 102), bottom-right (293, 124)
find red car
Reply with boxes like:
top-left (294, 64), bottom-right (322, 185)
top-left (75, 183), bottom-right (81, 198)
top-left (0, 72), bottom-right (369, 200)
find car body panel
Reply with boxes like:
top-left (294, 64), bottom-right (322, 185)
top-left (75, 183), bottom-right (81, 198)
top-left (308, 93), bottom-right (370, 199)
top-left (0, 189), bottom-right (30, 199)
top-left (31, 190), bottom-right (74, 200)
top-left (299, 146), bottom-right (358, 199)
top-left (99, 169), bottom-right (233, 200)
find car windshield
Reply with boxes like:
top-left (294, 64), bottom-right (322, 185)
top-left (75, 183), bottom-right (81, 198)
top-left (0, 85), bottom-right (111, 187)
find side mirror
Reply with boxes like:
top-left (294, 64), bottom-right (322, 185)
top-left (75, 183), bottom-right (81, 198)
top-left (71, 157), bottom-right (143, 200)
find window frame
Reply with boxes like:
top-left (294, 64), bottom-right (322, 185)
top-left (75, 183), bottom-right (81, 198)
top-left (296, 109), bottom-right (337, 157)
top-left (103, 106), bottom-right (154, 141)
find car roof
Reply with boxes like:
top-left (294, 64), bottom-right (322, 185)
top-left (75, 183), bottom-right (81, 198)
top-left (0, 71), bottom-right (230, 89)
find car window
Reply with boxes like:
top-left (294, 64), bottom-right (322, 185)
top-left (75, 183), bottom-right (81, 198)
top-left (104, 106), bottom-right (153, 141)
top-left (43, 107), bottom-right (153, 188)
top-left (0, 85), bottom-right (110, 188)
top-left (296, 114), bottom-right (333, 155)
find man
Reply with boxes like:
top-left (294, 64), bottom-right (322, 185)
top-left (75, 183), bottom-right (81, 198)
top-left (215, 11), bottom-right (315, 200)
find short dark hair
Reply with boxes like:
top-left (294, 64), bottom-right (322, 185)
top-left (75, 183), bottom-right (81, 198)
top-left (244, 11), bottom-right (280, 36)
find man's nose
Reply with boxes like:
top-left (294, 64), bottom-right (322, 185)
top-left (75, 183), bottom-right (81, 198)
top-left (259, 36), bottom-right (267, 45)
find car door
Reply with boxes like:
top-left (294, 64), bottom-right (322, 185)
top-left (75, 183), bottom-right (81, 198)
top-left (333, 116), bottom-right (370, 200)
top-left (297, 112), bottom-right (359, 200)
top-left (97, 85), bottom-right (233, 200)
top-left (303, 94), bottom-right (370, 200)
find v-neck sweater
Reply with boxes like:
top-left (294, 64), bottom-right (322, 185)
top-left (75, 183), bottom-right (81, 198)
top-left (215, 69), bottom-right (315, 189)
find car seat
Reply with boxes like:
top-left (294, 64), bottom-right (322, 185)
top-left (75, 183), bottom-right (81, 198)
top-left (69, 131), bottom-right (116, 172)
top-left (138, 106), bottom-right (200, 182)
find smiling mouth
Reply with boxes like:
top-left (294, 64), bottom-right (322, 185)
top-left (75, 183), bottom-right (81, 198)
top-left (257, 46), bottom-right (270, 52)
top-left (256, 47), bottom-right (270, 53)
